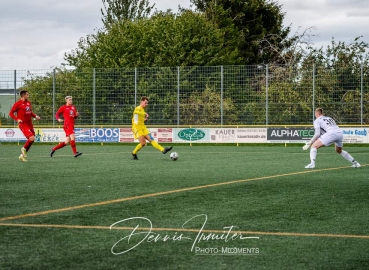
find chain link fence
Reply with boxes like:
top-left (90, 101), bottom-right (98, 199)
top-left (0, 65), bottom-right (368, 126)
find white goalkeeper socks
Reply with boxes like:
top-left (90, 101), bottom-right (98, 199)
top-left (310, 147), bottom-right (317, 164)
top-left (340, 150), bottom-right (355, 163)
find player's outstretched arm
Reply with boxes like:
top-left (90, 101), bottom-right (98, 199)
top-left (302, 127), bottom-right (320, 150)
top-left (302, 143), bottom-right (310, 150)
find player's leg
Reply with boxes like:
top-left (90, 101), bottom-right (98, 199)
top-left (50, 128), bottom-right (69, 157)
top-left (22, 135), bottom-right (34, 155)
top-left (69, 133), bottom-right (82, 157)
top-left (145, 134), bottom-right (164, 152)
top-left (144, 130), bottom-right (172, 154)
top-left (305, 139), bottom-right (324, 169)
top-left (145, 135), bottom-right (172, 154)
top-left (50, 141), bottom-right (66, 157)
top-left (335, 140), bottom-right (360, 168)
top-left (132, 134), bottom-right (146, 160)
top-left (19, 125), bottom-right (34, 161)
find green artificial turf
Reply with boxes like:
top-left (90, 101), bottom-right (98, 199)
top-left (0, 144), bottom-right (368, 269)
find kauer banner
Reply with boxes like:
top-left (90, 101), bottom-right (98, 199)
top-left (210, 128), bottom-right (267, 143)
top-left (234, 128), bottom-right (267, 143)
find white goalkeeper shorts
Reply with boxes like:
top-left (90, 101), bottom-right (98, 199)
top-left (319, 131), bottom-right (343, 148)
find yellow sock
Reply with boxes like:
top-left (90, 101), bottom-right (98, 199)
top-left (133, 144), bottom-right (143, 154)
top-left (151, 140), bottom-right (164, 152)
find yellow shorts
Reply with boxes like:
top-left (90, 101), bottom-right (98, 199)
top-left (132, 127), bottom-right (150, 140)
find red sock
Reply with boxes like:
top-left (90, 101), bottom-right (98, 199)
top-left (53, 142), bottom-right (66, 151)
top-left (70, 140), bottom-right (77, 154)
top-left (24, 140), bottom-right (34, 152)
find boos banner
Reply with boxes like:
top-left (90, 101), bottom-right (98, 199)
top-left (0, 128), bottom-right (120, 143)
top-left (1, 127), bottom-right (368, 143)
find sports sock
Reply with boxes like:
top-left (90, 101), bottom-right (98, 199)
top-left (24, 140), bottom-right (34, 152)
top-left (133, 143), bottom-right (144, 154)
top-left (340, 150), bottom-right (355, 163)
top-left (151, 140), bottom-right (164, 152)
top-left (310, 147), bottom-right (317, 163)
top-left (70, 140), bottom-right (77, 155)
top-left (53, 142), bottom-right (66, 151)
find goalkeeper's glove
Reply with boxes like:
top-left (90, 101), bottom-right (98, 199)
top-left (302, 142), bottom-right (311, 150)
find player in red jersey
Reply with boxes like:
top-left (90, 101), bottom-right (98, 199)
top-left (9, 90), bottom-right (41, 162)
top-left (50, 96), bottom-right (82, 157)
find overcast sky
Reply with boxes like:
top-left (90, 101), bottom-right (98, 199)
top-left (0, 0), bottom-right (368, 70)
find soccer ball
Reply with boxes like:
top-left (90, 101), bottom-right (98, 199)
top-left (170, 152), bottom-right (179, 161)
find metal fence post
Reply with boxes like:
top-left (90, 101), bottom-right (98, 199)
top-left (361, 63), bottom-right (363, 126)
top-left (266, 65), bottom-right (268, 126)
top-left (13, 70), bottom-right (16, 127)
top-left (13, 70), bottom-right (17, 102)
top-left (313, 64), bottom-right (315, 122)
top-left (134, 68), bottom-right (137, 107)
top-left (52, 69), bottom-right (56, 127)
top-left (93, 68), bottom-right (96, 126)
top-left (221, 65), bottom-right (224, 126)
top-left (177, 66), bottom-right (180, 125)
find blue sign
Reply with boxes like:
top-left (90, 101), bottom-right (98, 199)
top-left (75, 128), bottom-right (119, 142)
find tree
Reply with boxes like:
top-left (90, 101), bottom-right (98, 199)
top-left (65, 10), bottom-right (243, 69)
top-left (302, 36), bottom-right (369, 123)
top-left (190, 0), bottom-right (293, 64)
top-left (180, 86), bottom-right (237, 124)
top-left (17, 68), bottom-right (96, 125)
top-left (101, 0), bottom-right (154, 28)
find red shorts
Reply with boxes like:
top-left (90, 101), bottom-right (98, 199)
top-left (63, 124), bottom-right (75, 137)
top-left (19, 123), bottom-right (35, 139)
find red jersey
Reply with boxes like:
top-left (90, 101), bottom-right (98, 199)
top-left (9, 99), bottom-right (37, 126)
top-left (55, 105), bottom-right (78, 126)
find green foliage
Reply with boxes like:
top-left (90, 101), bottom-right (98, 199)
top-left (190, 0), bottom-right (292, 64)
top-left (0, 95), bottom-right (15, 125)
top-left (179, 86), bottom-right (237, 125)
top-left (238, 36), bottom-right (369, 125)
top-left (245, 81), bottom-right (312, 124)
top-left (18, 71), bottom-right (54, 123)
top-left (18, 68), bottom-right (94, 125)
top-left (101, 0), bottom-right (154, 28)
top-left (19, 35), bottom-right (369, 126)
top-left (304, 37), bottom-right (369, 123)
top-left (304, 36), bottom-right (369, 68)
top-left (65, 10), bottom-right (243, 69)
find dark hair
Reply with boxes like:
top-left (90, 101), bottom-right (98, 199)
top-left (20, 90), bottom-right (28, 97)
top-left (141, 96), bottom-right (149, 102)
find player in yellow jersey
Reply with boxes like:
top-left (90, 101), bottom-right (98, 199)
top-left (131, 96), bottom-right (172, 160)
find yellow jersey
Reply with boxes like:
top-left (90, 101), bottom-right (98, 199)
top-left (132, 105), bottom-right (146, 129)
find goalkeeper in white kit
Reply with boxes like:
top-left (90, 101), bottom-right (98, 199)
top-left (303, 108), bottom-right (361, 169)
